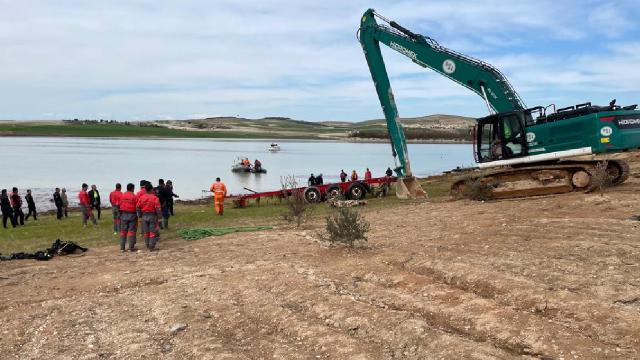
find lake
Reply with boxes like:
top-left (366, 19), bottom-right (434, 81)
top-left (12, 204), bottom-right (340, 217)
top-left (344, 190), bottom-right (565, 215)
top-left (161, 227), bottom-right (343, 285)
top-left (0, 137), bottom-right (474, 210)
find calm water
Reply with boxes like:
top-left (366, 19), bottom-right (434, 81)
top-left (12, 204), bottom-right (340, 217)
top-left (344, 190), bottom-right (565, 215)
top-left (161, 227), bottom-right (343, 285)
top-left (0, 137), bottom-right (474, 210)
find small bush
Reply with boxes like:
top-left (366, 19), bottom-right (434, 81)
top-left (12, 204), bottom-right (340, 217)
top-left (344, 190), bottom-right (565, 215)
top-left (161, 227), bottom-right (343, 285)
top-left (462, 176), bottom-right (493, 201)
top-left (281, 175), bottom-right (308, 228)
top-left (590, 161), bottom-right (613, 195)
top-left (322, 207), bottom-right (370, 247)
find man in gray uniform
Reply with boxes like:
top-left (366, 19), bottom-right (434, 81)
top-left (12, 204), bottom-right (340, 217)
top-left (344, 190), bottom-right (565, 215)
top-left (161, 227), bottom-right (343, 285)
top-left (137, 183), bottom-right (161, 251)
top-left (118, 183), bottom-right (138, 252)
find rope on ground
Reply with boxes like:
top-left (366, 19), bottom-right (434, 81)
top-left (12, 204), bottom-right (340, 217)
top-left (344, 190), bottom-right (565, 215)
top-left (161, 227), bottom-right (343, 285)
top-left (177, 226), bottom-right (274, 241)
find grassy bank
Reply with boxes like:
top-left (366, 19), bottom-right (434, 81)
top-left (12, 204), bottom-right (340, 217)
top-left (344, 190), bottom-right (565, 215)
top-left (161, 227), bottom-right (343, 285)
top-left (0, 123), bottom-right (318, 139)
top-left (0, 175), bottom-right (457, 254)
top-left (0, 201), bottom-right (282, 254)
top-left (350, 127), bottom-right (472, 141)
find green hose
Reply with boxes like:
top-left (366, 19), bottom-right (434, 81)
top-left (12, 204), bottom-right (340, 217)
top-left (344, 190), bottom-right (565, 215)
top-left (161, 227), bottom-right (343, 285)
top-left (177, 226), bottom-right (274, 241)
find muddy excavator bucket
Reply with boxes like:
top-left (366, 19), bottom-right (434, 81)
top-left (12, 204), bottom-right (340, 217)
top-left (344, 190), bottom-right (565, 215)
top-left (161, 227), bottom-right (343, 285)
top-left (395, 176), bottom-right (427, 199)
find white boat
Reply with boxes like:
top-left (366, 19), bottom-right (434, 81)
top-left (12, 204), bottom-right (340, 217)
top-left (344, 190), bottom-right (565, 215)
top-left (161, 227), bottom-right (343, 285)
top-left (268, 143), bottom-right (281, 152)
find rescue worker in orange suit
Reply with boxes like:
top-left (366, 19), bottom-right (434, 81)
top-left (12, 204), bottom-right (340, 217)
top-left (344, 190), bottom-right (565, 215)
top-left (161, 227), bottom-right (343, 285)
top-left (118, 183), bottom-right (138, 252)
top-left (137, 183), bottom-right (162, 251)
top-left (351, 170), bottom-right (359, 182)
top-left (209, 177), bottom-right (227, 216)
top-left (109, 183), bottom-right (123, 234)
top-left (364, 168), bottom-right (372, 180)
top-left (78, 183), bottom-right (97, 227)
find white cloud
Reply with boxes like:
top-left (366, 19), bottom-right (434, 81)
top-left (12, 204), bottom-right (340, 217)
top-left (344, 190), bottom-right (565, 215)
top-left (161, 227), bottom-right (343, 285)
top-left (0, 1), bottom-right (638, 121)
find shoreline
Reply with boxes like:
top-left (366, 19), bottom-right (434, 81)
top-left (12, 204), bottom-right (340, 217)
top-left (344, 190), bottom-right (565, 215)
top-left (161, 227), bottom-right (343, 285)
top-left (0, 133), bottom-right (472, 144)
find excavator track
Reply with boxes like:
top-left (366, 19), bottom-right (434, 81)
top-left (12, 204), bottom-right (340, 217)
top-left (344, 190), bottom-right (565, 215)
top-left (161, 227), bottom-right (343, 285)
top-left (451, 159), bottom-right (630, 200)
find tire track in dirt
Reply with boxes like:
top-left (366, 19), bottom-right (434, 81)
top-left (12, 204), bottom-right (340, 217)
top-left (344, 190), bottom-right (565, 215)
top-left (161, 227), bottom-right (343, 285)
top-left (291, 260), bottom-right (625, 359)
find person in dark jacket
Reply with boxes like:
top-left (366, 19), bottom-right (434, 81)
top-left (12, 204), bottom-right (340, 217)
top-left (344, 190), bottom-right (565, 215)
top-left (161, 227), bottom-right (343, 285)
top-left (385, 167), bottom-right (393, 177)
top-left (308, 174), bottom-right (316, 186)
top-left (315, 174), bottom-right (324, 185)
top-left (1, 189), bottom-right (16, 228)
top-left (88, 185), bottom-right (101, 219)
top-left (25, 189), bottom-right (37, 221)
top-left (340, 170), bottom-right (347, 182)
top-left (154, 179), bottom-right (171, 229)
top-left (53, 188), bottom-right (63, 219)
top-left (10, 187), bottom-right (25, 226)
top-left (166, 180), bottom-right (179, 216)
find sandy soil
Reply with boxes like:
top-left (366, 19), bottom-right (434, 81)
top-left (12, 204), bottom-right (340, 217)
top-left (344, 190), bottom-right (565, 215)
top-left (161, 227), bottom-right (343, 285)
top-left (3, 164), bottom-right (640, 359)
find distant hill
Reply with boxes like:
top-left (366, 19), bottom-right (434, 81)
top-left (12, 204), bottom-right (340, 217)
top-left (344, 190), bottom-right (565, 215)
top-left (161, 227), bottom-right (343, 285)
top-left (0, 114), bottom-right (475, 142)
top-left (347, 114), bottom-right (475, 129)
top-left (157, 114), bottom-right (474, 136)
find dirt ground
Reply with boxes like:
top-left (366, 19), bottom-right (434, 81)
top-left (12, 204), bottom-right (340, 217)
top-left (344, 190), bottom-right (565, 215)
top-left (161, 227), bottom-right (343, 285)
top-left (3, 161), bottom-right (640, 359)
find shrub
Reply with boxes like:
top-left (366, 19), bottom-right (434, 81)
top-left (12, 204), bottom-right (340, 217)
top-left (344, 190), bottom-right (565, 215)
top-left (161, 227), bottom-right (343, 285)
top-left (281, 175), bottom-right (308, 228)
top-left (461, 175), bottom-right (493, 201)
top-left (590, 161), bottom-right (613, 195)
top-left (322, 207), bottom-right (370, 247)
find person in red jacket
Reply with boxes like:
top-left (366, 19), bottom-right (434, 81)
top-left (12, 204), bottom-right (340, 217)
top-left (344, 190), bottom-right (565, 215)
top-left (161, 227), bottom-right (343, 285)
top-left (364, 168), bottom-right (372, 180)
top-left (136, 180), bottom-right (148, 202)
top-left (118, 183), bottom-right (138, 252)
top-left (135, 180), bottom-right (149, 232)
top-left (10, 187), bottom-right (25, 226)
top-left (78, 183), bottom-right (97, 227)
top-left (109, 183), bottom-right (123, 234)
top-left (137, 183), bottom-right (161, 251)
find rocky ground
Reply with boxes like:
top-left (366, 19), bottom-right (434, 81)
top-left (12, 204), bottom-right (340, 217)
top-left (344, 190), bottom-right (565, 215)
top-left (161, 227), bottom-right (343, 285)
top-left (3, 159), bottom-right (640, 359)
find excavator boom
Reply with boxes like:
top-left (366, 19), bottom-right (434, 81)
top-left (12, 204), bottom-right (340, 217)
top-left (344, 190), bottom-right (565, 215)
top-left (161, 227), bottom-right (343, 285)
top-left (360, 9), bottom-right (525, 114)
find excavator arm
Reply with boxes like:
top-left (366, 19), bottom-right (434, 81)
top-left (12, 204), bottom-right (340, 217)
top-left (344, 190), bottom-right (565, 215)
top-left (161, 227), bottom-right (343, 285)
top-left (358, 9), bottom-right (525, 198)
top-left (359, 9), bottom-right (525, 114)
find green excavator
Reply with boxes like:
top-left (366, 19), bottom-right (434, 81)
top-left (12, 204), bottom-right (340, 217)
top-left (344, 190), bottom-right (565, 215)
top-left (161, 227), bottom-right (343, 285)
top-left (359, 8), bottom-right (640, 199)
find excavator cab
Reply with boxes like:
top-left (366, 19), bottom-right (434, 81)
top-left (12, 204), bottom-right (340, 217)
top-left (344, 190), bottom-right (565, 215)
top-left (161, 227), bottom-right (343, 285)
top-left (475, 111), bottom-right (528, 163)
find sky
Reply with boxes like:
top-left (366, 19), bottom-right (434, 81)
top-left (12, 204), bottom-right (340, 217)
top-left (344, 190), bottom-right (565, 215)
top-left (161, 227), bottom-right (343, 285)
top-left (0, 0), bottom-right (639, 121)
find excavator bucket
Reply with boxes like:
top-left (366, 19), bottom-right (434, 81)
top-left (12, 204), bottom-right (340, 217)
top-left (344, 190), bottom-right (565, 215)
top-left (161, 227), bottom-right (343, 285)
top-left (395, 176), bottom-right (427, 199)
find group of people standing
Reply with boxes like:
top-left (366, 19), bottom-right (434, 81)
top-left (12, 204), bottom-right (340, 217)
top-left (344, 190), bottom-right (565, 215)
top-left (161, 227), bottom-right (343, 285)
top-left (103, 179), bottom-right (178, 252)
top-left (1, 188), bottom-right (45, 228)
top-left (307, 167), bottom-right (394, 187)
top-left (339, 168), bottom-right (372, 183)
top-left (308, 167), bottom-right (394, 187)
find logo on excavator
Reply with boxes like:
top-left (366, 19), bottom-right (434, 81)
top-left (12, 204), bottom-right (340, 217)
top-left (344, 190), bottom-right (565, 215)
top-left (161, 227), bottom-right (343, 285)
top-left (390, 42), bottom-right (416, 60)
top-left (442, 59), bottom-right (456, 74)
top-left (616, 118), bottom-right (640, 129)
top-left (600, 126), bottom-right (613, 136)
top-left (526, 132), bottom-right (536, 142)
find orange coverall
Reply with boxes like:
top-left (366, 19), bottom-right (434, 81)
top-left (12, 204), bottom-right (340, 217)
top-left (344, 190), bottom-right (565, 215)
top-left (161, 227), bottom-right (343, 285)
top-left (210, 181), bottom-right (227, 215)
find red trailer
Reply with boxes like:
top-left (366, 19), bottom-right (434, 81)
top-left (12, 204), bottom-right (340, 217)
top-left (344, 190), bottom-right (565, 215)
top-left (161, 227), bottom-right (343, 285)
top-left (231, 176), bottom-right (397, 208)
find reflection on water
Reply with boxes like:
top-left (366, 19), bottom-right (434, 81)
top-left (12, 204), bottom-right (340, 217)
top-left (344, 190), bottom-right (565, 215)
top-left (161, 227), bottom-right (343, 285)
top-left (0, 137), bottom-right (474, 210)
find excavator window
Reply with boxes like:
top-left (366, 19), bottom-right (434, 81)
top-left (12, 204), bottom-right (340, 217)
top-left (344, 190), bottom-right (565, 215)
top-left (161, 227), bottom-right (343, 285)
top-left (478, 122), bottom-right (495, 161)
top-left (499, 113), bottom-right (526, 158)
top-left (476, 112), bottom-right (528, 163)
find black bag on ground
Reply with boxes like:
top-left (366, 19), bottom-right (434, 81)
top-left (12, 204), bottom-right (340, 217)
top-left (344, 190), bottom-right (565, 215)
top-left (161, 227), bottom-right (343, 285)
top-left (0, 239), bottom-right (87, 261)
